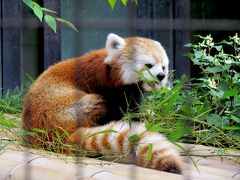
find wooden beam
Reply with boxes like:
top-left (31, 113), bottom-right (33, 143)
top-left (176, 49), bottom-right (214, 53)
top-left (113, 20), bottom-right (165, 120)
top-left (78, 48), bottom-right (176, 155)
top-left (2, 0), bottom-right (21, 92)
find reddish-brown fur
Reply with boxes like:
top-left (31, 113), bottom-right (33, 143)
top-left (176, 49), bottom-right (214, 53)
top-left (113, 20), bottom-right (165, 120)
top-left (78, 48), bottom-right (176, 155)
top-left (22, 36), bottom-right (183, 174)
top-left (22, 49), bottom-right (121, 139)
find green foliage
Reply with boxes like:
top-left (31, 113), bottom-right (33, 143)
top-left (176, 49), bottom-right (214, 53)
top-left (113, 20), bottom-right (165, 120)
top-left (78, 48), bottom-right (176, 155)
top-left (89, 129), bottom-right (118, 137)
top-left (125, 34), bottom-right (240, 150)
top-left (0, 89), bottom-right (24, 116)
top-left (135, 77), bottom-right (193, 142)
top-left (107, 0), bottom-right (138, 9)
top-left (23, 0), bottom-right (138, 32)
top-left (185, 34), bottom-right (240, 149)
top-left (44, 15), bottom-right (57, 33)
top-left (108, 0), bottom-right (117, 9)
top-left (22, 0), bottom-right (77, 33)
top-left (185, 34), bottom-right (240, 128)
top-left (128, 134), bottom-right (140, 142)
top-left (146, 143), bottom-right (153, 160)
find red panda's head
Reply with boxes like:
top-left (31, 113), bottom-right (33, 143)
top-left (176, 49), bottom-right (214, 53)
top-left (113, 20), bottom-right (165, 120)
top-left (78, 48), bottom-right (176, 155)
top-left (104, 33), bottom-right (169, 91)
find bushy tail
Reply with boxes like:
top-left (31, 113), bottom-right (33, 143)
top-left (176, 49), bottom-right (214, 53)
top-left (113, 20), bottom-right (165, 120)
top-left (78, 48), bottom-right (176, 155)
top-left (68, 121), bottom-right (183, 174)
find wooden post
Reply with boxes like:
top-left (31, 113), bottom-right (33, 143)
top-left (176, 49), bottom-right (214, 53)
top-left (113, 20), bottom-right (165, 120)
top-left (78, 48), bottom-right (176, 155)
top-left (137, 0), bottom-right (153, 38)
top-left (2, 0), bottom-right (21, 92)
top-left (174, 0), bottom-right (191, 78)
top-left (42, 0), bottom-right (61, 70)
top-left (152, 0), bottom-right (174, 70)
top-left (0, 0), bottom-right (2, 94)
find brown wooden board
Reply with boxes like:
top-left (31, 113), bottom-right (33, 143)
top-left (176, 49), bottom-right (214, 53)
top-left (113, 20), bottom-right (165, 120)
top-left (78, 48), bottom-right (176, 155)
top-left (0, 144), bottom-right (239, 180)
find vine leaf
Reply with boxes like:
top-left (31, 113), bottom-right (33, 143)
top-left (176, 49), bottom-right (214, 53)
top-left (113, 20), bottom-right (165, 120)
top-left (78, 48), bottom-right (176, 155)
top-left (44, 15), bottom-right (57, 33)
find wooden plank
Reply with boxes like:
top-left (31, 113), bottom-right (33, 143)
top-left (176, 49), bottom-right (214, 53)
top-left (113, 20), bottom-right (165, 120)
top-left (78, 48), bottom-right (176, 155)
top-left (174, 0), bottom-right (191, 78)
top-left (42, 0), bottom-right (61, 70)
top-left (2, 0), bottom-right (21, 92)
top-left (0, 150), bottom-right (182, 180)
top-left (0, 146), bottom-right (239, 180)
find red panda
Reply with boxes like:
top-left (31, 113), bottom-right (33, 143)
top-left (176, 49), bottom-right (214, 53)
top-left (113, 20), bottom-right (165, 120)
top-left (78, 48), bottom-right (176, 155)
top-left (22, 33), bottom-right (183, 174)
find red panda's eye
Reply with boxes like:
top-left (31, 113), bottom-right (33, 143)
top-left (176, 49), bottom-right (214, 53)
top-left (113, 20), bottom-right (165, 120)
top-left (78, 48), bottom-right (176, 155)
top-left (162, 66), bottom-right (165, 71)
top-left (145, 64), bottom-right (153, 69)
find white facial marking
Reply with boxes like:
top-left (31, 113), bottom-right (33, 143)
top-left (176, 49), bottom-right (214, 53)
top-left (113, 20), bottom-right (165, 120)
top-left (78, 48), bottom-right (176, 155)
top-left (121, 62), bottom-right (139, 84)
top-left (104, 35), bottom-right (170, 88)
top-left (121, 54), bottom-right (158, 85)
top-left (138, 54), bottom-right (156, 64)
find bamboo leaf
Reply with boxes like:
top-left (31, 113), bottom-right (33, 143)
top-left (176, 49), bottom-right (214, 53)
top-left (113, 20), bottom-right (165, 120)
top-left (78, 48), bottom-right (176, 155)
top-left (33, 6), bottom-right (43, 22)
top-left (41, 7), bottom-right (57, 14)
top-left (108, 0), bottom-right (117, 9)
top-left (33, 128), bottom-right (48, 135)
top-left (145, 122), bottom-right (167, 133)
top-left (44, 15), bottom-right (57, 33)
top-left (55, 18), bottom-right (78, 32)
top-left (121, 0), bottom-right (128, 6)
top-left (0, 119), bottom-right (15, 128)
top-left (17, 130), bottom-right (36, 136)
top-left (231, 115), bottom-right (240, 123)
top-left (22, 0), bottom-right (33, 9)
top-left (146, 143), bottom-right (153, 160)
top-left (222, 126), bottom-right (240, 130)
top-left (89, 129), bottom-right (118, 137)
top-left (32, 2), bottom-right (41, 8)
top-left (128, 134), bottom-right (140, 142)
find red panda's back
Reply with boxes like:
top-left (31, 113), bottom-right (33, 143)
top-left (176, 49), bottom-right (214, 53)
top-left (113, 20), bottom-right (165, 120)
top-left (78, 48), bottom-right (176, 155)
top-left (22, 49), bottom-right (109, 139)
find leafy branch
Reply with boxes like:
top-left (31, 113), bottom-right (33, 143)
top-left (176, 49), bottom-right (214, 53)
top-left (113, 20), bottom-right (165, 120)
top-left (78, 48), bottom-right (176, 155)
top-left (22, 0), bottom-right (139, 32)
top-left (22, 0), bottom-right (78, 33)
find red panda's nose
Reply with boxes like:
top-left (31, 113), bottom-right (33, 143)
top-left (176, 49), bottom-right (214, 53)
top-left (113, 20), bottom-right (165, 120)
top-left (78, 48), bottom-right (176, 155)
top-left (157, 74), bottom-right (165, 81)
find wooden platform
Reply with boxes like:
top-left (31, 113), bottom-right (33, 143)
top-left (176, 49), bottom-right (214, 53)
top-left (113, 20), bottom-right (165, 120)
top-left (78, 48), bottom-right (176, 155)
top-left (0, 144), bottom-right (239, 180)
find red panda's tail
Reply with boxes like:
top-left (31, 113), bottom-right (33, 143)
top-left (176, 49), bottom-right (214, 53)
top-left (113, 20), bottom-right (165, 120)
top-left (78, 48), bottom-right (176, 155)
top-left (69, 121), bottom-right (183, 174)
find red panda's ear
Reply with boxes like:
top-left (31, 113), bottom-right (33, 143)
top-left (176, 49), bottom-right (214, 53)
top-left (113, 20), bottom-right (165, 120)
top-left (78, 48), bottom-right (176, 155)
top-left (104, 33), bottom-right (125, 64)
